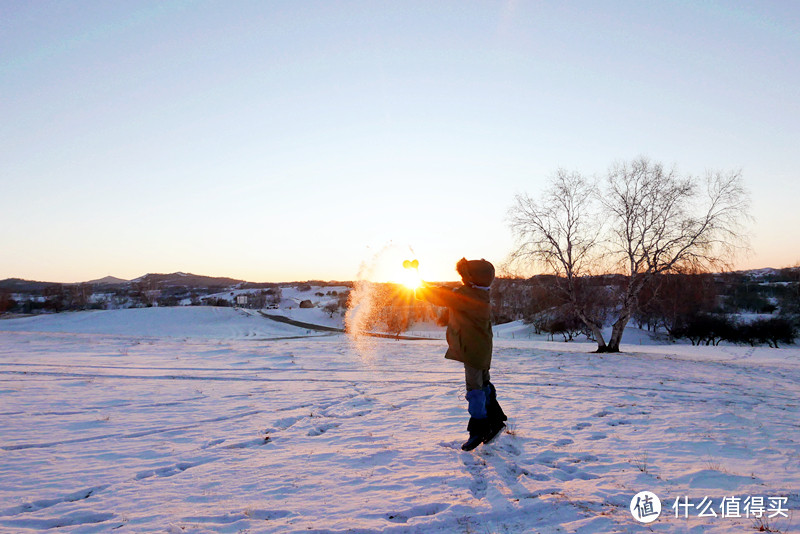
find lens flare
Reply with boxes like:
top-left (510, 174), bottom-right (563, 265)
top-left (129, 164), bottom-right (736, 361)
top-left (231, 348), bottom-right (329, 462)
top-left (400, 258), bottom-right (422, 290)
top-left (400, 268), bottom-right (423, 291)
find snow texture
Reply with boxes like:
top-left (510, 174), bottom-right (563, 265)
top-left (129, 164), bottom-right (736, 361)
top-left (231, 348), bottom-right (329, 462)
top-left (0, 307), bottom-right (798, 533)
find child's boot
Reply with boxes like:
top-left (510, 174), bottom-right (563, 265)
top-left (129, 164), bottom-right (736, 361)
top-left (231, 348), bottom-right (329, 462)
top-left (482, 382), bottom-right (507, 443)
top-left (462, 418), bottom-right (489, 451)
top-left (462, 389), bottom-right (489, 451)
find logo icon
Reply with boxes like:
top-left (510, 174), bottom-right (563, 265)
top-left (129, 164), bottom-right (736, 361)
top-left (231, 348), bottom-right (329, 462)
top-left (630, 491), bottom-right (661, 523)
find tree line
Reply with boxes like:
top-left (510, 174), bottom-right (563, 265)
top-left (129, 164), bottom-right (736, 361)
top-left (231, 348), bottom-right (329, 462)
top-left (490, 270), bottom-right (799, 348)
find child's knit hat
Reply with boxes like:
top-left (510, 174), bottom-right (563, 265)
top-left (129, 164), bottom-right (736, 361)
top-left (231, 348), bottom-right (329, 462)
top-left (456, 258), bottom-right (495, 288)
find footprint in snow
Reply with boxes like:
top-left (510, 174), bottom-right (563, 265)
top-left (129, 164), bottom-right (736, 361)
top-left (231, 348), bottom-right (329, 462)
top-left (607, 419), bottom-right (631, 426)
top-left (135, 461), bottom-right (201, 480)
top-left (244, 509), bottom-right (293, 520)
top-left (223, 437), bottom-right (271, 449)
top-left (385, 503), bottom-right (449, 523)
top-left (1, 485), bottom-right (110, 516)
top-left (496, 440), bottom-right (522, 456)
top-left (308, 422), bottom-right (340, 436)
top-left (573, 422), bottom-right (592, 430)
top-left (552, 467), bottom-right (598, 482)
top-left (271, 415), bottom-right (303, 431)
top-left (502, 463), bottom-right (531, 478)
top-left (555, 462), bottom-right (578, 474)
top-left (461, 455), bottom-right (488, 499)
top-left (526, 472), bottom-right (551, 481)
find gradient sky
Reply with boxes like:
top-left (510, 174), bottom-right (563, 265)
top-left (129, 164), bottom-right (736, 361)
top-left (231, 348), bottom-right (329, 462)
top-left (2, 1), bottom-right (798, 283)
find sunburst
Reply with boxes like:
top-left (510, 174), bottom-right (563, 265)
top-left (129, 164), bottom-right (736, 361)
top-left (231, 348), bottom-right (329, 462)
top-left (400, 259), bottom-right (422, 291)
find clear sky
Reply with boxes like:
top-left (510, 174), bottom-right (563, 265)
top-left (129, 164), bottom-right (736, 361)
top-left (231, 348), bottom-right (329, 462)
top-left (2, 1), bottom-right (798, 283)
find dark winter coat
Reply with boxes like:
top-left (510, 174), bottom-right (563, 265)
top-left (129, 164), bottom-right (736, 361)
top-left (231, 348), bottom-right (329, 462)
top-left (416, 284), bottom-right (493, 370)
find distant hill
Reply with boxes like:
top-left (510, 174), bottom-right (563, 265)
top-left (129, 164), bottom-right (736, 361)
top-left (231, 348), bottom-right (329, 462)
top-left (86, 276), bottom-right (129, 285)
top-left (0, 278), bottom-right (57, 292)
top-left (131, 272), bottom-right (246, 289)
top-left (0, 272), bottom-right (340, 293)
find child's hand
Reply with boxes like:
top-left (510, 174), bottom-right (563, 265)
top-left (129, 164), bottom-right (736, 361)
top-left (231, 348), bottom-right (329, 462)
top-left (413, 282), bottom-right (429, 300)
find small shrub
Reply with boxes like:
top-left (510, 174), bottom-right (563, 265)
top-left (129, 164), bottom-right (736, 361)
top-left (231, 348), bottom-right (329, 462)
top-left (671, 314), bottom-right (736, 346)
top-left (748, 317), bottom-right (797, 348)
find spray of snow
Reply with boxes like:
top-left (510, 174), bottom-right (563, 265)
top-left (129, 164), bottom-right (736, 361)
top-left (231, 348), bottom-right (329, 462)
top-left (345, 243), bottom-right (415, 361)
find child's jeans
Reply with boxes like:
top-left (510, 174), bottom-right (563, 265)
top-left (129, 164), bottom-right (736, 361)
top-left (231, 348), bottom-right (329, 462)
top-left (464, 364), bottom-right (490, 392)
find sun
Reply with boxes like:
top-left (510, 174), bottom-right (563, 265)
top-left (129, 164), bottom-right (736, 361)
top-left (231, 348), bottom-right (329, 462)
top-left (399, 267), bottom-right (423, 291)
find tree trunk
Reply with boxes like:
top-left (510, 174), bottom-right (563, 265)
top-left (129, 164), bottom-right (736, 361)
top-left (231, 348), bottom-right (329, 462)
top-left (603, 311), bottom-right (631, 353)
top-left (601, 274), bottom-right (646, 353)
top-left (576, 310), bottom-right (607, 352)
top-left (570, 294), bottom-right (607, 351)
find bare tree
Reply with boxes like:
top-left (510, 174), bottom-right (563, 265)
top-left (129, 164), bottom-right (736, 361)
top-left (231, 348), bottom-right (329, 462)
top-left (508, 169), bottom-right (609, 347)
top-left (602, 157), bottom-right (750, 351)
top-left (508, 157), bottom-right (751, 352)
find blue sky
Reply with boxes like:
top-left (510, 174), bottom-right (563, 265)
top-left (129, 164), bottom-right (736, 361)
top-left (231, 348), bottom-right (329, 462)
top-left (2, 1), bottom-right (798, 282)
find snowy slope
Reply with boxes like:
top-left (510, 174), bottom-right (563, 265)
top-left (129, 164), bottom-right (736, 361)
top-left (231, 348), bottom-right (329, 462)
top-left (0, 308), bottom-right (798, 533)
top-left (0, 307), bottom-right (321, 340)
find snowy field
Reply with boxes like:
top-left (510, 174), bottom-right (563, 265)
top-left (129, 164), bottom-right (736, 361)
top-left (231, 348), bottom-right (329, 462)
top-left (1, 308), bottom-right (798, 533)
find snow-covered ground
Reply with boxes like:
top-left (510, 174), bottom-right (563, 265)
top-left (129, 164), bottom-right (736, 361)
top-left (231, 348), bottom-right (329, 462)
top-left (0, 307), bottom-right (325, 340)
top-left (0, 308), bottom-right (798, 533)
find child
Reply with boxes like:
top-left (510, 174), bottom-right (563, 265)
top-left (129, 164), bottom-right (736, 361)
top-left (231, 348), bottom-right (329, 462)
top-left (416, 258), bottom-right (507, 450)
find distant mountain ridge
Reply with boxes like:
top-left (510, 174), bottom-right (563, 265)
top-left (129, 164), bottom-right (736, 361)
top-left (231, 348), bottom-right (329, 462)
top-left (132, 272), bottom-right (247, 289)
top-left (0, 278), bottom-right (55, 292)
top-left (0, 272), bottom-right (250, 291)
top-left (86, 276), bottom-right (129, 285)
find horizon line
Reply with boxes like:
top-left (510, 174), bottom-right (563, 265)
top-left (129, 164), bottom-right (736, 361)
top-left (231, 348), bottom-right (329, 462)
top-left (2, 264), bottom-right (797, 286)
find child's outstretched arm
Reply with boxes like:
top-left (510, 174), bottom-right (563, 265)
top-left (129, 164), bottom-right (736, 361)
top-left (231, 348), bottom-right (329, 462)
top-left (416, 283), bottom-right (481, 312)
top-left (415, 282), bottom-right (450, 307)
